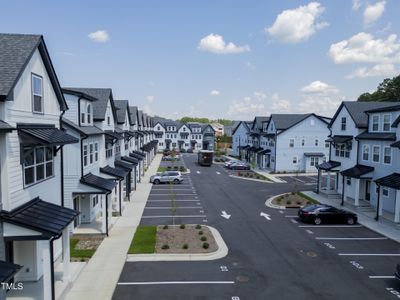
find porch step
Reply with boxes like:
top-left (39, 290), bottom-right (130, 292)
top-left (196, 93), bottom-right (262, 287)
top-left (327, 193), bottom-right (341, 200)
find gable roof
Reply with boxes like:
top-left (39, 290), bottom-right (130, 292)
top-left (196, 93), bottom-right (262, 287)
top-left (65, 87), bottom-right (115, 121)
top-left (252, 116), bottom-right (270, 131)
top-left (329, 101), bottom-right (399, 129)
top-left (137, 110), bottom-right (143, 127)
top-left (114, 100), bottom-right (129, 124)
top-left (129, 106), bottom-right (138, 125)
top-left (0, 33), bottom-right (67, 110)
top-left (232, 121), bottom-right (251, 136)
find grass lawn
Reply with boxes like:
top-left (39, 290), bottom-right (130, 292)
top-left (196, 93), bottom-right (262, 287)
top-left (70, 239), bottom-right (96, 258)
top-left (297, 192), bottom-right (320, 204)
top-left (128, 225), bottom-right (157, 254)
top-left (157, 166), bottom-right (168, 172)
top-left (157, 166), bottom-right (187, 172)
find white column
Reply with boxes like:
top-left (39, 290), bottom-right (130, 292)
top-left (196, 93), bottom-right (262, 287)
top-left (395, 190), bottom-right (400, 223)
top-left (333, 173), bottom-right (337, 192)
top-left (342, 175), bottom-right (347, 202)
top-left (101, 195), bottom-right (107, 234)
top-left (327, 172), bottom-right (331, 192)
top-left (42, 241), bottom-right (52, 300)
top-left (62, 228), bottom-right (70, 281)
top-left (318, 170), bottom-right (322, 192)
top-left (355, 179), bottom-right (360, 206)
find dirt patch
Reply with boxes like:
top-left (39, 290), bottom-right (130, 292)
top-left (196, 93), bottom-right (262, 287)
top-left (155, 225), bottom-right (218, 254)
top-left (70, 235), bottom-right (104, 262)
top-left (272, 193), bottom-right (311, 208)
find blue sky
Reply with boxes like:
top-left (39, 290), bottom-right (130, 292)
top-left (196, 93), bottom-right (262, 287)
top-left (2, 0), bottom-right (400, 120)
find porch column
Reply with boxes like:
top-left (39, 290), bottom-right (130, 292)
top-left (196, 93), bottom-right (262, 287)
top-left (317, 169), bottom-right (322, 194)
top-left (333, 173), bottom-right (338, 191)
top-left (101, 195), bottom-right (107, 234)
top-left (341, 175), bottom-right (346, 205)
top-left (395, 190), bottom-right (400, 223)
top-left (327, 172), bottom-right (331, 192)
top-left (354, 178), bottom-right (360, 206)
top-left (62, 228), bottom-right (70, 281)
top-left (42, 241), bottom-right (52, 300)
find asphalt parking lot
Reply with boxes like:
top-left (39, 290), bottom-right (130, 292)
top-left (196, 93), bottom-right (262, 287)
top-left (113, 154), bottom-right (400, 300)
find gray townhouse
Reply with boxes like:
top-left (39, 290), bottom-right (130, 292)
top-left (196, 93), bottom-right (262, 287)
top-left (232, 121), bottom-right (252, 158)
top-left (318, 101), bottom-right (400, 223)
top-left (0, 33), bottom-right (79, 300)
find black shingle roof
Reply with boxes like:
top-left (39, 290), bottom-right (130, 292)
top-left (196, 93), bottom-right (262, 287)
top-left (100, 165), bottom-right (128, 179)
top-left (62, 118), bottom-right (103, 136)
top-left (317, 160), bottom-right (341, 171)
top-left (137, 110), bottom-right (143, 127)
top-left (64, 88), bottom-right (114, 121)
top-left (356, 132), bottom-right (396, 141)
top-left (375, 173), bottom-right (400, 190)
top-left (129, 152), bottom-right (144, 161)
top-left (271, 114), bottom-right (313, 131)
top-left (0, 197), bottom-right (79, 238)
top-left (0, 120), bottom-right (14, 132)
top-left (0, 34), bottom-right (67, 109)
top-left (115, 159), bottom-right (135, 170)
top-left (18, 124), bottom-right (79, 145)
top-left (122, 156), bottom-right (139, 165)
top-left (80, 173), bottom-right (117, 193)
top-left (0, 261), bottom-right (21, 283)
top-left (114, 100), bottom-right (129, 124)
top-left (341, 164), bottom-right (374, 178)
top-left (129, 106), bottom-right (138, 125)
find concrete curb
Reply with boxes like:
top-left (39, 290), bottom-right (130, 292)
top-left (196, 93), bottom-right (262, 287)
top-left (265, 194), bottom-right (286, 210)
top-left (229, 175), bottom-right (272, 184)
top-left (126, 226), bottom-right (228, 262)
top-left (252, 171), bottom-right (286, 183)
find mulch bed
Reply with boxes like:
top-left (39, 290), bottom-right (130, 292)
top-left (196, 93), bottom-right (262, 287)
top-left (155, 225), bottom-right (218, 253)
top-left (271, 193), bottom-right (310, 208)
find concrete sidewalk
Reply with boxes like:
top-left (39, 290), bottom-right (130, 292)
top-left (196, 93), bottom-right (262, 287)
top-left (302, 191), bottom-right (400, 243)
top-left (64, 154), bottom-right (162, 300)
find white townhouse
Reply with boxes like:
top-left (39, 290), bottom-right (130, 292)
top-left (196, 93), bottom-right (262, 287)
top-left (244, 117), bottom-right (270, 168)
top-left (318, 101), bottom-right (400, 223)
top-left (187, 123), bottom-right (204, 151)
top-left (0, 34), bottom-right (79, 300)
top-left (128, 106), bottom-right (146, 182)
top-left (232, 121), bottom-right (251, 157)
top-left (262, 114), bottom-right (330, 173)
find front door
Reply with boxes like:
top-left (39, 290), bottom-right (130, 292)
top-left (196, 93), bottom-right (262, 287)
top-left (365, 180), bottom-right (371, 201)
top-left (73, 196), bottom-right (80, 227)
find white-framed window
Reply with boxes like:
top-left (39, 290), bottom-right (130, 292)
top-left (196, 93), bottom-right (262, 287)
top-left (301, 139), bottom-right (305, 147)
top-left (325, 142), bottom-right (330, 148)
top-left (372, 145), bottom-right (380, 162)
top-left (87, 104), bottom-right (92, 124)
top-left (106, 143), bottom-right (113, 158)
top-left (383, 146), bottom-right (391, 164)
top-left (32, 74), bottom-right (43, 113)
top-left (83, 145), bottom-right (88, 166)
top-left (289, 139), bottom-right (294, 148)
top-left (292, 156), bottom-right (298, 164)
top-left (362, 145), bottom-right (369, 161)
top-left (157, 126), bottom-right (161, 130)
top-left (89, 143), bottom-right (94, 164)
top-left (81, 111), bottom-right (85, 124)
top-left (335, 144), bottom-right (351, 158)
top-left (23, 146), bottom-right (53, 186)
top-left (382, 187), bottom-right (389, 197)
top-left (310, 157), bottom-right (319, 167)
top-left (372, 115), bottom-right (379, 132)
top-left (115, 142), bottom-right (121, 154)
top-left (92, 195), bottom-right (98, 208)
top-left (125, 140), bottom-right (129, 150)
top-left (341, 117), bottom-right (346, 131)
top-left (383, 114), bottom-right (391, 131)
top-left (94, 143), bottom-right (98, 161)
top-left (315, 139), bottom-right (319, 146)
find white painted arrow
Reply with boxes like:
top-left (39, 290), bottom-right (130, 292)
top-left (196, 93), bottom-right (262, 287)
top-left (260, 212), bottom-right (271, 220)
top-left (221, 211), bottom-right (231, 219)
top-left (216, 171), bottom-right (221, 175)
top-left (196, 171), bottom-right (201, 174)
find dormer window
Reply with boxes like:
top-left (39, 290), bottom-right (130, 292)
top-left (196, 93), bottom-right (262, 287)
top-left (107, 116), bottom-right (111, 126)
top-left (341, 117), bottom-right (346, 131)
top-left (183, 127), bottom-right (186, 131)
top-left (157, 126), bottom-right (160, 131)
top-left (32, 74), bottom-right (43, 113)
top-left (87, 104), bottom-right (92, 124)
top-left (383, 114), bottom-right (391, 131)
top-left (372, 115), bottom-right (379, 132)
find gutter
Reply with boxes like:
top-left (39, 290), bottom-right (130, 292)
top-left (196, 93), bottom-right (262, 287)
top-left (60, 109), bottom-right (66, 207)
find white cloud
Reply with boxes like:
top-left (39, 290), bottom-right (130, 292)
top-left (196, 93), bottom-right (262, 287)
top-left (88, 30), bottom-right (110, 43)
top-left (299, 81), bottom-right (342, 116)
top-left (270, 93), bottom-right (291, 112)
top-left (266, 2), bottom-right (328, 43)
top-left (352, 0), bottom-right (362, 11)
top-left (363, 1), bottom-right (386, 27)
top-left (146, 95), bottom-right (155, 103)
top-left (363, 1), bottom-right (386, 26)
top-left (210, 90), bottom-right (220, 96)
top-left (328, 32), bottom-right (400, 64)
top-left (301, 80), bottom-right (339, 94)
top-left (198, 34), bottom-right (250, 54)
top-left (346, 63), bottom-right (399, 79)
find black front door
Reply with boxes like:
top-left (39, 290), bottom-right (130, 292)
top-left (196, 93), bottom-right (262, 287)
top-left (365, 180), bottom-right (371, 201)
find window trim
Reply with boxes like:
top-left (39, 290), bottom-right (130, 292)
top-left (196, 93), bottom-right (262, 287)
top-left (372, 145), bottom-right (380, 163)
top-left (362, 144), bottom-right (370, 162)
top-left (23, 146), bottom-right (54, 188)
top-left (382, 187), bottom-right (389, 197)
top-left (87, 104), bottom-right (92, 124)
top-left (382, 114), bottom-right (391, 132)
top-left (383, 146), bottom-right (392, 165)
top-left (371, 115), bottom-right (380, 132)
top-left (289, 138), bottom-right (295, 148)
top-left (341, 117), bottom-right (346, 131)
top-left (31, 73), bottom-right (44, 114)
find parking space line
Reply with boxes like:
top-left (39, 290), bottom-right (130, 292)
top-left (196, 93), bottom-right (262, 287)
top-left (284, 215), bottom-right (298, 218)
top-left (369, 276), bottom-right (396, 279)
top-left (305, 176), bottom-right (317, 182)
top-left (148, 200), bottom-right (199, 202)
top-left (316, 237), bottom-right (388, 240)
top-left (339, 253), bottom-right (400, 256)
top-left (292, 177), bottom-right (306, 183)
top-left (298, 225), bottom-right (363, 228)
top-left (148, 194), bottom-right (198, 196)
top-left (117, 281), bottom-right (235, 285)
top-left (144, 207), bottom-right (203, 209)
top-left (142, 215), bottom-right (207, 218)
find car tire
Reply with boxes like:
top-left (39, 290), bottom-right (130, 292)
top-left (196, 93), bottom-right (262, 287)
top-left (154, 179), bottom-right (160, 185)
top-left (314, 217), bottom-right (322, 225)
top-left (173, 179), bottom-right (179, 184)
top-left (346, 217), bottom-right (355, 225)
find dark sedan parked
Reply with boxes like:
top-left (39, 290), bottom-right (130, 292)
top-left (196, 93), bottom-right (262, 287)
top-left (298, 204), bottom-right (357, 225)
top-left (229, 162), bottom-right (251, 170)
top-left (395, 264), bottom-right (400, 280)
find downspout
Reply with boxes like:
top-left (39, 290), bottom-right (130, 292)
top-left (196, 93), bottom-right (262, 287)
top-left (119, 179), bottom-right (122, 216)
top-left (50, 236), bottom-right (56, 300)
top-left (106, 193), bottom-right (109, 236)
top-left (375, 185), bottom-right (381, 221)
top-left (274, 134), bottom-right (277, 173)
top-left (60, 110), bottom-right (66, 207)
top-left (77, 96), bottom-right (88, 179)
top-left (341, 175), bottom-right (345, 206)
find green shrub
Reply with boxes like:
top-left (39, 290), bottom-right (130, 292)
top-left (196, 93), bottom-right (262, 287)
top-left (182, 243), bottom-right (189, 249)
top-left (179, 166), bottom-right (185, 172)
top-left (173, 166), bottom-right (179, 170)
top-left (296, 200), bottom-right (302, 205)
top-left (180, 224), bottom-right (186, 229)
top-left (277, 198), bottom-right (282, 203)
top-left (195, 224), bottom-right (202, 229)
top-left (286, 200), bottom-right (292, 205)
top-left (198, 230), bottom-right (204, 235)
top-left (291, 191), bottom-right (295, 195)
top-left (163, 225), bottom-right (168, 230)
top-left (202, 242), bottom-right (209, 249)
top-left (200, 236), bottom-right (207, 242)
top-left (161, 244), bottom-right (169, 250)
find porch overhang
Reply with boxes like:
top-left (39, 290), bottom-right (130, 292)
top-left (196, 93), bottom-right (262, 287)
top-left (122, 156), bottom-right (139, 166)
top-left (115, 159), bottom-right (135, 171)
top-left (391, 140), bottom-right (400, 148)
top-left (100, 165), bottom-right (129, 179)
top-left (0, 120), bottom-right (15, 132)
top-left (326, 135), bottom-right (353, 145)
top-left (0, 261), bottom-right (22, 283)
top-left (129, 152), bottom-right (144, 161)
top-left (104, 130), bottom-right (123, 144)
top-left (356, 132), bottom-right (396, 141)
top-left (80, 173), bottom-right (117, 193)
top-left (0, 198), bottom-right (79, 239)
top-left (317, 160), bottom-right (341, 171)
top-left (18, 124), bottom-right (79, 146)
top-left (304, 152), bottom-right (325, 157)
top-left (259, 149), bottom-right (271, 155)
top-left (375, 173), bottom-right (400, 190)
top-left (340, 164), bottom-right (374, 179)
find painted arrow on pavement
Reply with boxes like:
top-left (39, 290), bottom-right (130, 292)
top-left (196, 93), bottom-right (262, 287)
top-left (260, 212), bottom-right (271, 220)
top-left (221, 211), bottom-right (231, 219)
top-left (196, 171), bottom-right (201, 174)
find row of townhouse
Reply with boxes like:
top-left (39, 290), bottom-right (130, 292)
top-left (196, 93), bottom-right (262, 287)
top-left (232, 114), bottom-right (331, 173)
top-left (153, 119), bottom-right (215, 152)
top-left (317, 101), bottom-right (400, 224)
top-left (0, 33), bottom-right (158, 299)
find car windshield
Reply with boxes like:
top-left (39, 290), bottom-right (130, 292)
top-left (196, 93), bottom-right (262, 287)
top-left (302, 205), bottom-right (320, 212)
